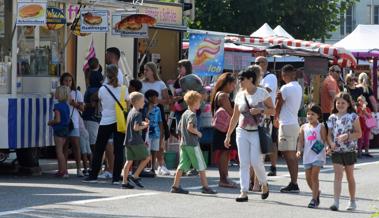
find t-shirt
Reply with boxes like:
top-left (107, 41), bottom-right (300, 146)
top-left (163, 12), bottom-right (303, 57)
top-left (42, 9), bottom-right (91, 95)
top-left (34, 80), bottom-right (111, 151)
top-left (260, 72), bottom-right (277, 105)
top-left (327, 113), bottom-right (358, 153)
top-left (279, 81), bottom-right (302, 125)
top-left (178, 109), bottom-right (199, 146)
top-left (141, 80), bottom-right (167, 100)
top-left (347, 87), bottom-right (363, 103)
top-left (234, 88), bottom-right (270, 130)
top-left (53, 102), bottom-right (70, 131)
top-left (303, 123), bottom-right (326, 164)
top-left (104, 68), bottom-right (124, 86)
top-left (142, 104), bottom-right (162, 139)
top-left (321, 75), bottom-right (340, 114)
top-left (70, 90), bottom-right (84, 129)
top-left (125, 107), bottom-right (145, 146)
top-left (89, 69), bottom-right (104, 88)
top-left (98, 85), bottom-right (129, 125)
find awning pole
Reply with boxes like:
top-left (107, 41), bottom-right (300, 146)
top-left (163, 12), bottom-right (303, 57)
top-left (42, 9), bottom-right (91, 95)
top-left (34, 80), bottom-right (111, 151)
top-left (11, 0), bottom-right (17, 95)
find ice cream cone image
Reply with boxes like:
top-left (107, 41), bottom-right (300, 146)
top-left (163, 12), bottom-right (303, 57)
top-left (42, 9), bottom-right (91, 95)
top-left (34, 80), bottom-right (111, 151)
top-left (193, 38), bottom-right (222, 66)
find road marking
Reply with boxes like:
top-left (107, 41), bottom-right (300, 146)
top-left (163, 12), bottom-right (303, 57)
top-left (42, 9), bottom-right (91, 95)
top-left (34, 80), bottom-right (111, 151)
top-left (68, 192), bottom-right (159, 205)
top-left (184, 160), bottom-right (379, 190)
top-left (0, 208), bottom-right (33, 217)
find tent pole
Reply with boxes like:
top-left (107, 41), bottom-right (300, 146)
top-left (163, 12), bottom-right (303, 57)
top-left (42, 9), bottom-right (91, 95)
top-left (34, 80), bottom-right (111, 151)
top-left (373, 57), bottom-right (378, 99)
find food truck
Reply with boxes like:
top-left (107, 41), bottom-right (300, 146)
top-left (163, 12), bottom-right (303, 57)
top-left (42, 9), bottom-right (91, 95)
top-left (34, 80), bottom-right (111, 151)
top-left (0, 0), bottom-right (186, 171)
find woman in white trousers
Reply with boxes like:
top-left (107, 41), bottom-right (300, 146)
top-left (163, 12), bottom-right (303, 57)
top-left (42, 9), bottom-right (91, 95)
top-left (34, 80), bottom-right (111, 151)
top-left (225, 65), bottom-right (275, 202)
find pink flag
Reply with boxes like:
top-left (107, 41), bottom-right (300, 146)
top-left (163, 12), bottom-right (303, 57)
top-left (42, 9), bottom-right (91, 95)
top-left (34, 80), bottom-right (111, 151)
top-left (83, 38), bottom-right (96, 73)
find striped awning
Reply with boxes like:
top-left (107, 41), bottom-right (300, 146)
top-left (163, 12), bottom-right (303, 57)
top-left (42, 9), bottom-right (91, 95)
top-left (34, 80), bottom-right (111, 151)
top-left (226, 36), bottom-right (357, 68)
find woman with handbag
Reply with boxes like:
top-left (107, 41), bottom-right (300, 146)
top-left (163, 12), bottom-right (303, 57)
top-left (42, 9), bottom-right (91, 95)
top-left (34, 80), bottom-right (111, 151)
top-left (224, 66), bottom-right (275, 202)
top-left (357, 73), bottom-right (378, 157)
top-left (60, 73), bottom-right (85, 177)
top-left (210, 73), bottom-right (237, 188)
top-left (140, 62), bottom-right (171, 176)
top-left (83, 64), bottom-right (128, 184)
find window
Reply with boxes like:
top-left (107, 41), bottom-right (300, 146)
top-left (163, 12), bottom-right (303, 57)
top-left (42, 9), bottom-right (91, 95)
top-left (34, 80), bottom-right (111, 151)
top-left (375, 6), bottom-right (379, 24)
top-left (340, 5), bottom-right (354, 35)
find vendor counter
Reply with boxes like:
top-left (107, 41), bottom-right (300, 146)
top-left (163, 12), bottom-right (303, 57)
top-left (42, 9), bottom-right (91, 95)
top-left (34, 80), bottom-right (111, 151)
top-left (0, 94), bottom-right (54, 149)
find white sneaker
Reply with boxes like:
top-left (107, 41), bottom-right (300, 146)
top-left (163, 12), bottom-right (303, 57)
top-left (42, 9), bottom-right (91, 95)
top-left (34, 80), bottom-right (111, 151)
top-left (98, 171), bottom-right (112, 179)
top-left (346, 201), bottom-right (357, 211)
top-left (161, 166), bottom-right (171, 176)
top-left (157, 166), bottom-right (163, 175)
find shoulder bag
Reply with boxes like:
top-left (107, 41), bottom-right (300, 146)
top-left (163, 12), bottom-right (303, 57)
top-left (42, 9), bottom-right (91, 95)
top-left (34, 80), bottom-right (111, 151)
top-left (244, 94), bottom-right (273, 154)
top-left (104, 85), bottom-right (128, 133)
top-left (211, 92), bottom-right (231, 133)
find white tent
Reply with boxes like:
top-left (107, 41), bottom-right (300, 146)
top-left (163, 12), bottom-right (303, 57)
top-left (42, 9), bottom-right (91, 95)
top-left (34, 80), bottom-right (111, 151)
top-left (273, 25), bottom-right (294, 39)
top-left (250, 23), bottom-right (276, 37)
top-left (334, 24), bottom-right (379, 52)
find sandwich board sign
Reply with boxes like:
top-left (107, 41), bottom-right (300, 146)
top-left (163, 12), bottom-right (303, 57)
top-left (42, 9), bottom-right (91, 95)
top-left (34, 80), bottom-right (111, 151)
top-left (16, 0), bottom-right (47, 26)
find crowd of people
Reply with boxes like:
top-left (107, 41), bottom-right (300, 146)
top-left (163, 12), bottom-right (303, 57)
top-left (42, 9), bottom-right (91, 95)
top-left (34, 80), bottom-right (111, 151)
top-left (48, 50), bottom-right (377, 211)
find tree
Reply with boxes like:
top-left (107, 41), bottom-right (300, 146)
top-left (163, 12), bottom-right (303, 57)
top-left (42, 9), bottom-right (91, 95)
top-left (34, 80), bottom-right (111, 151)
top-left (189, 0), bottom-right (358, 40)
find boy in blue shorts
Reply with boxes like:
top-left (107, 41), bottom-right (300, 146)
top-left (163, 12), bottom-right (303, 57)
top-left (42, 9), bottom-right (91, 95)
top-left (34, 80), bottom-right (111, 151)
top-left (170, 90), bottom-right (217, 194)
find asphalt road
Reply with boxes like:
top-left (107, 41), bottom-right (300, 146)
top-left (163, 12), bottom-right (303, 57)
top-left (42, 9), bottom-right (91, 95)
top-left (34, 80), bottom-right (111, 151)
top-left (1, 151), bottom-right (379, 218)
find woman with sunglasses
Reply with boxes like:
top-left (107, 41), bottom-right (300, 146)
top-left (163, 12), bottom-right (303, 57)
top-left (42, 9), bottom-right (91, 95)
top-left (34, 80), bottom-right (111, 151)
top-left (224, 65), bottom-right (275, 202)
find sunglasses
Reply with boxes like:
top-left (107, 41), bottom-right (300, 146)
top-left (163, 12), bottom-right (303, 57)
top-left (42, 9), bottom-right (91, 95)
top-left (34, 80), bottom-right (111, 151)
top-left (255, 61), bottom-right (262, 65)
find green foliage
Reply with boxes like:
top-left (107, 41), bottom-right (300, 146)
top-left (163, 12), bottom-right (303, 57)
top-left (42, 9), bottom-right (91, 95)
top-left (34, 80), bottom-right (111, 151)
top-left (190, 0), bottom-right (358, 40)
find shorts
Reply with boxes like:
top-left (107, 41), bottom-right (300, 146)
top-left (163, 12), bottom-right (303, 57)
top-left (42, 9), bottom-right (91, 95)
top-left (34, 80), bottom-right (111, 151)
top-left (278, 124), bottom-right (300, 151)
top-left (304, 160), bottom-right (325, 170)
top-left (79, 127), bottom-right (92, 154)
top-left (68, 128), bottom-right (80, 137)
top-left (148, 138), bottom-right (160, 152)
top-left (84, 121), bottom-right (99, 145)
top-left (126, 144), bottom-right (149, 161)
top-left (331, 152), bottom-right (357, 166)
top-left (177, 145), bottom-right (206, 172)
top-left (54, 127), bottom-right (69, 138)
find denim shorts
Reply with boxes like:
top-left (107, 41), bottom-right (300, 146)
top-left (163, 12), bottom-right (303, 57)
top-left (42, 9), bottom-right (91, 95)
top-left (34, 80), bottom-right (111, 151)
top-left (304, 160), bottom-right (325, 170)
top-left (68, 128), bottom-right (80, 137)
top-left (54, 127), bottom-right (69, 138)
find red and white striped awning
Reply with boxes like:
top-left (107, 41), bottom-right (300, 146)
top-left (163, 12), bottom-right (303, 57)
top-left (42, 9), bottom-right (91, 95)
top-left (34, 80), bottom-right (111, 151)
top-left (226, 36), bottom-right (357, 67)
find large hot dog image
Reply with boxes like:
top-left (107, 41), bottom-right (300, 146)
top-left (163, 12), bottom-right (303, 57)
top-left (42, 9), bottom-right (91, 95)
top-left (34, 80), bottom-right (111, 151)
top-left (193, 38), bottom-right (222, 66)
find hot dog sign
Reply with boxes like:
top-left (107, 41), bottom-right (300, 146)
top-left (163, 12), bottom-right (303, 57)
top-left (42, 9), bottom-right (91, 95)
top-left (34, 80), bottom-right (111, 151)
top-left (189, 33), bottom-right (224, 76)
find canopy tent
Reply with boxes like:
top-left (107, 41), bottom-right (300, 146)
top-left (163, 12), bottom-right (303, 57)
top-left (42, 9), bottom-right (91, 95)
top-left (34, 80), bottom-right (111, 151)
top-left (250, 23), bottom-right (276, 37)
top-left (226, 35), bottom-right (357, 68)
top-left (334, 24), bottom-right (379, 97)
top-left (273, 25), bottom-right (294, 39)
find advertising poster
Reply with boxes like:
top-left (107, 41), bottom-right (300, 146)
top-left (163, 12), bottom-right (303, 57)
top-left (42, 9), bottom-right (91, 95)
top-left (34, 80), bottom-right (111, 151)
top-left (44, 7), bottom-right (65, 30)
top-left (16, 1), bottom-right (47, 26)
top-left (189, 33), bottom-right (224, 76)
top-left (112, 13), bottom-right (156, 38)
top-left (80, 10), bottom-right (109, 33)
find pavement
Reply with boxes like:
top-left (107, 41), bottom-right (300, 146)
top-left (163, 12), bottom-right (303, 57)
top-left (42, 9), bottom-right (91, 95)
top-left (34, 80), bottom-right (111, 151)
top-left (0, 150), bottom-right (379, 218)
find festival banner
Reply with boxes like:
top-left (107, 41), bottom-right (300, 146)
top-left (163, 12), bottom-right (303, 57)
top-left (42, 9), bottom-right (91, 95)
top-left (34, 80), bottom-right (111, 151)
top-left (189, 33), bottom-right (224, 76)
top-left (80, 9), bottom-right (109, 33)
top-left (16, 1), bottom-right (47, 26)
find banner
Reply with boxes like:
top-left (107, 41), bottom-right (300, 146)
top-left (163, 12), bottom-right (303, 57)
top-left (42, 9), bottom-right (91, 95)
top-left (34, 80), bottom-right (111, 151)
top-left (16, 1), bottom-right (47, 26)
top-left (80, 10), bottom-right (109, 33)
top-left (189, 33), bottom-right (224, 76)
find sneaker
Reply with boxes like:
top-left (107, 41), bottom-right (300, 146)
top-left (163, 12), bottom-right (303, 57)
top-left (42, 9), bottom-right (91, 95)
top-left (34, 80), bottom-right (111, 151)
top-left (77, 169), bottom-right (84, 177)
top-left (186, 169), bottom-right (198, 176)
top-left (98, 171), bottom-right (112, 179)
top-left (201, 187), bottom-right (217, 194)
top-left (82, 177), bottom-right (98, 183)
top-left (160, 166), bottom-right (171, 176)
top-left (280, 182), bottom-right (300, 193)
top-left (308, 199), bottom-right (318, 208)
top-left (330, 204), bottom-right (339, 211)
top-left (267, 166), bottom-right (277, 176)
top-left (157, 167), bottom-right (163, 175)
top-left (170, 186), bottom-right (189, 194)
top-left (121, 183), bottom-right (135, 189)
top-left (129, 176), bottom-right (144, 188)
top-left (346, 201), bottom-right (357, 211)
top-left (112, 180), bottom-right (122, 185)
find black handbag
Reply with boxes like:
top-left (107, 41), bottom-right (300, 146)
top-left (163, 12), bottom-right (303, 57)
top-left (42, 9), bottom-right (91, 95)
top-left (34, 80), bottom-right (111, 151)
top-left (244, 95), bottom-right (273, 154)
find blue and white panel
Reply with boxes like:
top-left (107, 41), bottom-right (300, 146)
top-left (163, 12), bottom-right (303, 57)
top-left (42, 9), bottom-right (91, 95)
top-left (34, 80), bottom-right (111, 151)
top-left (5, 97), bottom-right (54, 149)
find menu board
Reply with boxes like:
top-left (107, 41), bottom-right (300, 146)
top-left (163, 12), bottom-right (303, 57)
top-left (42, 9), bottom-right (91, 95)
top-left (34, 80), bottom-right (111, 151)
top-left (80, 9), bottom-right (109, 33)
